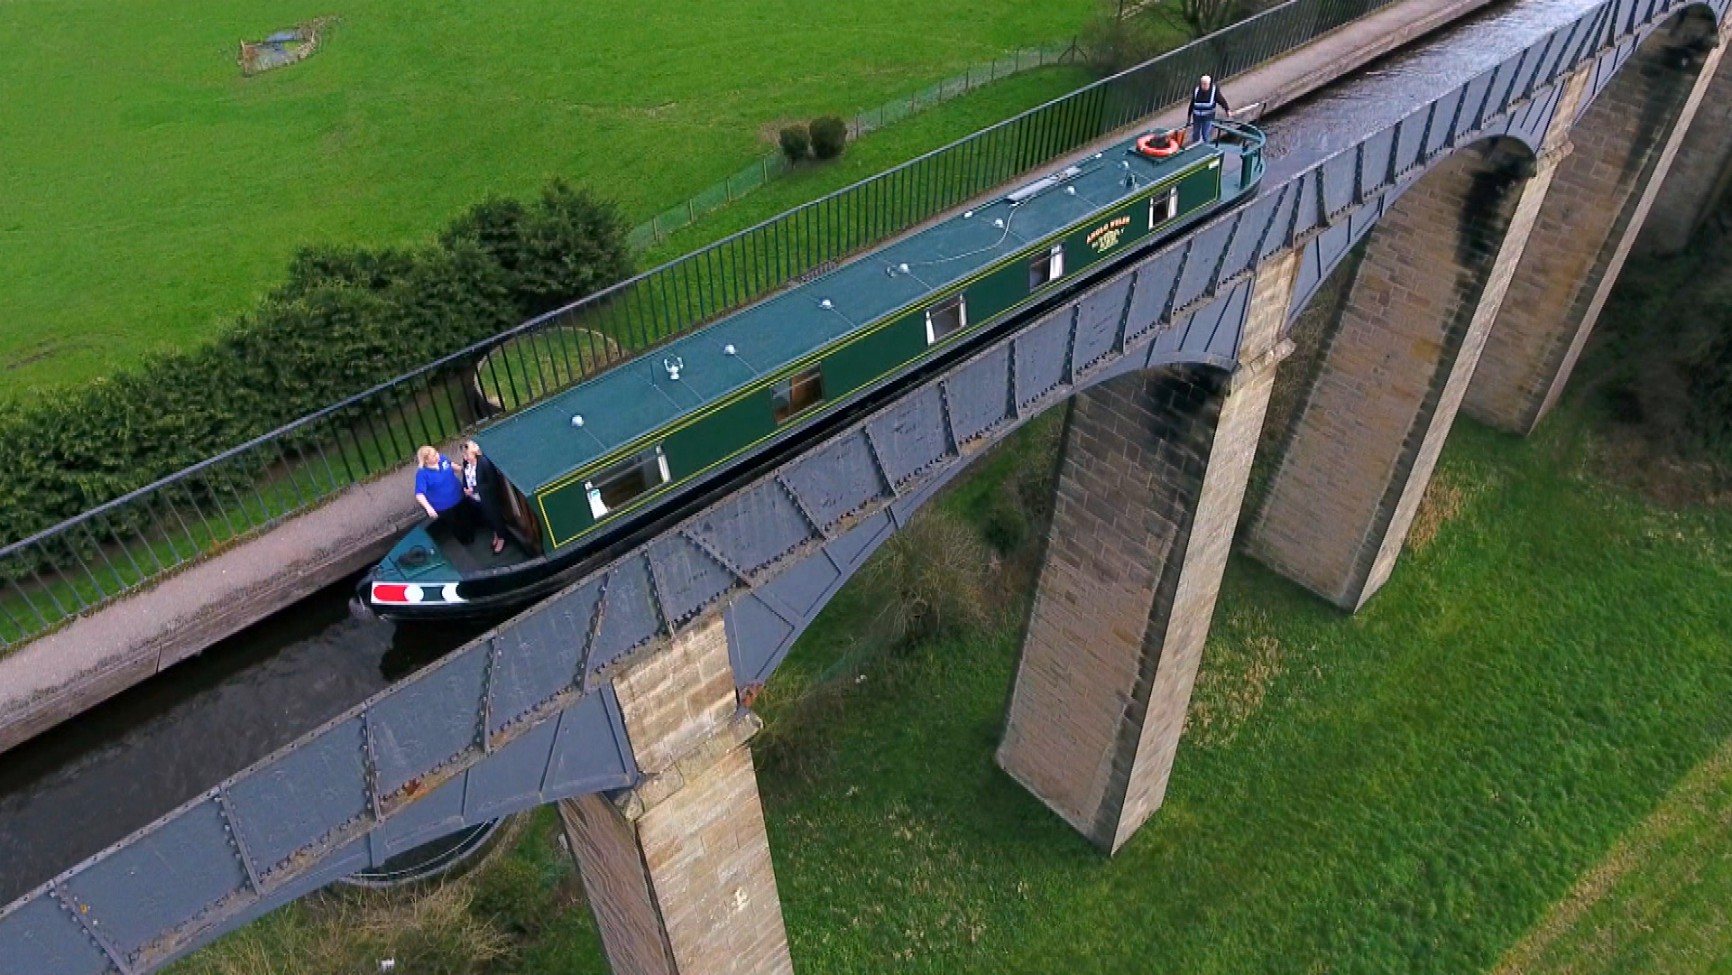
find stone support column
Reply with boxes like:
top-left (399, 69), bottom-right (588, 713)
top-left (1245, 72), bottom-right (1588, 611)
top-left (559, 618), bottom-right (793, 975)
top-left (1467, 20), bottom-right (1730, 433)
top-left (996, 252), bottom-right (1298, 854)
top-left (1637, 32), bottom-right (1732, 256)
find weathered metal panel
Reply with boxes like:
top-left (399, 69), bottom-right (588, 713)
top-left (1292, 170), bottom-right (1327, 237)
top-left (1219, 195), bottom-right (1279, 281)
top-left (1070, 272), bottom-right (1133, 371)
top-left (1012, 310), bottom-right (1071, 405)
top-left (488, 610), bottom-right (582, 738)
top-left (645, 535), bottom-right (734, 629)
top-left (1258, 182), bottom-right (1301, 259)
top-left (816, 510), bottom-right (895, 577)
top-left (369, 774), bottom-right (466, 861)
top-left (1145, 308), bottom-right (1196, 364)
top-left (588, 558), bottom-right (661, 674)
top-left (224, 716), bottom-right (368, 873)
top-left (760, 545), bottom-right (844, 624)
top-left (1200, 282), bottom-right (1250, 364)
top-left (1456, 71), bottom-right (1496, 137)
top-left (1426, 88), bottom-right (1466, 157)
top-left (463, 714), bottom-right (564, 820)
top-left (0, 896), bottom-right (116, 975)
top-left (541, 687), bottom-right (634, 797)
top-left (726, 593), bottom-right (800, 687)
top-left (370, 647), bottom-right (489, 796)
top-left (1123, 244), bottom-right (1186, 339)
top-left (61, 798), bottom-right (247, 959)
top-left (945, 345), bottom-right (1013, 443)
top-left (1537, 22), bottom-right (1578, 88)
top-left (690, 481), bottom-right (812, 575)
top-left (1319, 151), bottom-right (1359, 218)
top-left (1489, 52), bottom-right (1529, 115)
top-left (780, 434), bottom-right (884, 528)
top-left (1393, 109), bottom-right (1430, 175)
top-left (1289, 236), bottom-right (1327, 321)
top-left (871, 385), bottom-right (949, 485)
top-left (1173, 218), bottom-right (1236, 310)
top-left (147, 838), bottom-right (372, 973)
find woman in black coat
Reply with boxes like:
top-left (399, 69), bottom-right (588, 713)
top-left (460, 440), bottom-right (511, 555)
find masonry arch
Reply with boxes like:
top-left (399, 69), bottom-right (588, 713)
top-left (1467, 3), bottom-right (1727, 433)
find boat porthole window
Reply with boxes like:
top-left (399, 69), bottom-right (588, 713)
top-left (1028, 243), bottom-right (1065, 290)
top-left (771, 365), bottom-right (825, 424)
top-left (1149, 188), bottom-right (1178, 229)
top-left (925, 294), bottom-right (967, 345)
top-left (586, 445), bottom-right (671, 520)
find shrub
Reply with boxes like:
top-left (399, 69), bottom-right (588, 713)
top-left (980, 484), bottom-right (1031, 554)
top-left (858, 508), bottom-right (994, 648)
top-left (777, 124), bottom-right (810, 163)
top-left (808, 115), bottom-right (848, 160)
top-left (1079, 5), bottom-right (1189, 75)
top-left (0, 179), bottom-right (632, 556)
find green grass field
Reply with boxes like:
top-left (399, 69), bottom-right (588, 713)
top-left (1489, 736), bottom-right (1732, 975)
top-left (0, 0), bottom-right (1094, 395)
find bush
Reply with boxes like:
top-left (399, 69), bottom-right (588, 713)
top-left (1079, 5), bottom-right (1189, 75)
top-left (777, 124), bottom-right (810, 163)
top-left (980, 484), bottom-right (1031, 554)
top-left (859, 508), bottom-right (994, 648)
top-left (808, 115), bottom-right (848, 160)
top-left (0, 179), bottom-right (632, 554)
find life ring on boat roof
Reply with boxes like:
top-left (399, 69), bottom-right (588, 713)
top-left (1135, 128), bottom-right (1186, 158)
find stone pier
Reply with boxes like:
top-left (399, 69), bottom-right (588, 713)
top-left (995, 252), bottom-right (1298, 854)
top-left (559, 618), bottom-right (792, 975)
top-left (1244, 71), bottom-right (1589, 611)
top-left (1467, 12), bottom-right (1730, 433)
top-left (1636, 28), bottom-right (1732, 256)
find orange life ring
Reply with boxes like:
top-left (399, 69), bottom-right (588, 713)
top-left (1136, 129), bottom-right (1186, 158)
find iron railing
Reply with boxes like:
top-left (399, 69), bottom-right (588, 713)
top-left (0, 0), bottom-right (1402, 651)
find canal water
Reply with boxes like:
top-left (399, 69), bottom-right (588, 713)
top-left (0, 578), bottom-right (491, 905)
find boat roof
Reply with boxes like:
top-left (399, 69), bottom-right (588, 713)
top-left (479, 133), bottom-right (1218, 493)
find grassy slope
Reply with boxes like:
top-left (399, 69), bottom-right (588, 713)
top-left (0, 0), bottom-right (1092, 394)
top-left (756, 419), bottom-right (1732, 975)
top-left (1488, 736), bottom-right (1732, 975)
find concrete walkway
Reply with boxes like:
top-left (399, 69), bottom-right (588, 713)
top-left (0, 474), bottom-right (422, 755)
top-left (0, 0), bottom-right (1500, 758)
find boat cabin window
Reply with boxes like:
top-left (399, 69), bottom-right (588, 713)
top-left (772, 365), bottom-right (825, 424)
top-left (1028, 244), bottom-right (1065, 290)
top-left (585, 445), bottom-right (671, 519)
top-left (925, 294), bottom-right (967, 345)
top-left (1149, 188), bottom-right (1179, 229)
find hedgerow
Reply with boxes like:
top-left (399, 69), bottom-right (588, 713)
top-left (1, 178), bottom-right (632, 553)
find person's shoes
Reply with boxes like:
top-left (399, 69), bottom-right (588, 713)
top-left (492, 537), bottom-right (505, 555)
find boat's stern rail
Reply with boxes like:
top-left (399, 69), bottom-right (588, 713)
top-left (1212, 120), bottom-right (1268, 191)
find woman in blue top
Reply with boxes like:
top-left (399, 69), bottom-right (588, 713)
top-left (413, 445), bottom-right (465, 523)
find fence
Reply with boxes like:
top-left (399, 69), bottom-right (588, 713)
top-left (0, 0), bottom-right (1403, 652)
top-left (626, 42), bottom-right (1085, 251)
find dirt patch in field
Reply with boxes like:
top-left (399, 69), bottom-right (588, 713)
top-left (1188, 607), bottom-right (1288, 749)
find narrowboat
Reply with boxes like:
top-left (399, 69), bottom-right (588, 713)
top-left (362, 121), bottom-right (1267, 621)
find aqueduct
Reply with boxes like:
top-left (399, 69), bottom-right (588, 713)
top-left (3, 0), bottom-right (1730, 970)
